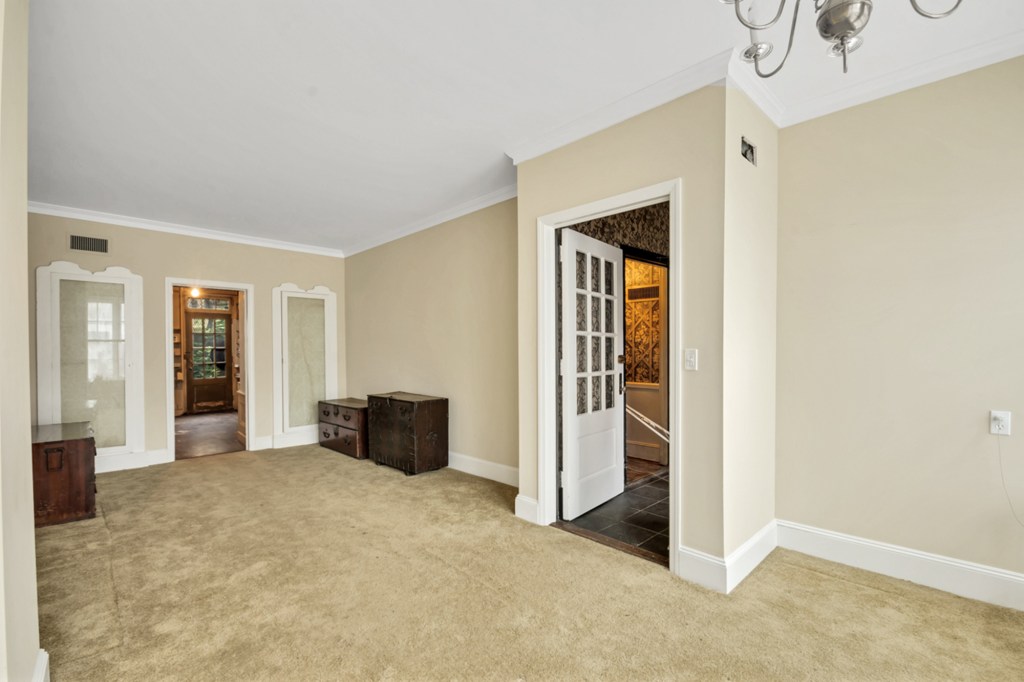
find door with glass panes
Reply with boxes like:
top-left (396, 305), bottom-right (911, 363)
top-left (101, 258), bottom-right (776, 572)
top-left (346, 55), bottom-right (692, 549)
top-left (560, 229), bottom-right (625, 520)
top-left (186, 310), bottom-right (232, 412)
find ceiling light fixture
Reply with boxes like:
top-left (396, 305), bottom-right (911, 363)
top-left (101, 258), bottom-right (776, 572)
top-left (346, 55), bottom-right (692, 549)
top-left (721, 0), bottom-right (963, 78)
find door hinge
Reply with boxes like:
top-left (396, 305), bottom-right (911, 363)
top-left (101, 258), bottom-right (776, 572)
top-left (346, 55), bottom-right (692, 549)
top-left (559, 244), bottom-right (565, 261)
top-left (559, 470), bottom-right (565, 488)
top-left (559, 358), bottom-right (565, 376)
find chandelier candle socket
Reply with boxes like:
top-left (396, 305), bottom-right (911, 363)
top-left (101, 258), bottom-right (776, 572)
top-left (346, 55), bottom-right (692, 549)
top-left (720, 0), bottom-right (964, 77)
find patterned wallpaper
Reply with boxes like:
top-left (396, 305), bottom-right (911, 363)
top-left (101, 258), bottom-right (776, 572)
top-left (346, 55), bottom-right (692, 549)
top-left (570, 202), bottom-right (669, 257)
top-left (625, 260), bottom-right (664, 385)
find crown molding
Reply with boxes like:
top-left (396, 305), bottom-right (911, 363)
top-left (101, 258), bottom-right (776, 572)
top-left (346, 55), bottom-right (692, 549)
top-left (342, 182), bottom-right (518, 257)
top-left (27, 201), bottom-right (347, 259)
top-left (779, 29), bottom-right (1024, 127)
top-left (505, 49), bottom-right (734, 166)
top-left (726, 52), bottom-right (787, 128)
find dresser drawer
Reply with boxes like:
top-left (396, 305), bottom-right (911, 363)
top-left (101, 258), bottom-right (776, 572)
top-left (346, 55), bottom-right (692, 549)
top-left (319, 422), bottom-right (366, 459)
top-left (318, 401), bottom-right (363, 428)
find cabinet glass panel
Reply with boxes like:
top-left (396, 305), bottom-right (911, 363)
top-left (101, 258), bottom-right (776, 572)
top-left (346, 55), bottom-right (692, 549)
top-left (59, 280), bottom-right (127, 448)
top-left (287, 297), bottom-right (326, 428)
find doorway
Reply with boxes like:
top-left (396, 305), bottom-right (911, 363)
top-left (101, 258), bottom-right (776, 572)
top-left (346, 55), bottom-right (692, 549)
top-left (172, 285), bottom-right (248, 459)
top-left (552, 205), bottom-right (672, 566)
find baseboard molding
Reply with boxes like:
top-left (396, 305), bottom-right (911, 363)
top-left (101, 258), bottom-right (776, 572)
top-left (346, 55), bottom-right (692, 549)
top-left (777, 520), bottom-right (1024, 612)
top-left (271, 427), bottom-right (318, 449)
top-left (448, 451), bottom-right (518, 487)
top-left (676, 545), bottom-right (727, 593)
top-left (33, 649), bottom-right (50, 682)
top-left (248, 435), bottom-right (274, 451)
top-left (515, 495), bottom-right (540, 525)
top-left (725, 520), bottom-right (778, 593)
top-left (95, 449), bottom-right (172, 474)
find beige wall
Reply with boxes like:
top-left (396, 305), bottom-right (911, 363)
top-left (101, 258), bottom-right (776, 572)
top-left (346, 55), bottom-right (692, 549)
top-left (517, 87), bottom-right (729, 555)
top-left (345, 199), bottom-right (518, 470)
top-left (777, 57), bottom-right (1024, 572)
top-left (28, 215), bottom-right (347, 455)
top-left (0, 0), bottom-right (40, 678)
top-left (722, 85), bottom-right (778, 555)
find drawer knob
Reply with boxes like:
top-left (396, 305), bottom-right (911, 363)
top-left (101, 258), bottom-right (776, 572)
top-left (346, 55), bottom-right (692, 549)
top-left (343, 413), bottom-right (351, 421)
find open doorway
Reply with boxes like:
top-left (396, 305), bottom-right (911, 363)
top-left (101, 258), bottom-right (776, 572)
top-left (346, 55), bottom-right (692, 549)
top-left (552, 202), bottom-right (672, 566)
top-left (172, 285), bottom-right (247, 459)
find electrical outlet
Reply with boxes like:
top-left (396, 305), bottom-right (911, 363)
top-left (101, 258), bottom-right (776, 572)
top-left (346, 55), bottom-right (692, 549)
top-left (990, 410), bottom-right (1012, 436)
top-left (684, 348), bottom-right (698, 371)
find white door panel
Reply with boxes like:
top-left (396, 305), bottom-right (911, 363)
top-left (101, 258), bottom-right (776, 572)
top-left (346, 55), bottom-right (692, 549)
top-left (561, 230), bottom-right (624, 520)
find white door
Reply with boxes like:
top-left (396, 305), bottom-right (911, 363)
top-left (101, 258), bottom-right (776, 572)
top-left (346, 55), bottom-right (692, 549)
top-left (561, 229), bottom-right (625, 520)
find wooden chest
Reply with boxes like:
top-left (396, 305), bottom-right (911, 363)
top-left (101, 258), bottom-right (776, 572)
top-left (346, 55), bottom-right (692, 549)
top-left (32, 422), bottom-right (97, 527)
top-left (318, 398), bottom-right (369, 459)
top-left (368, 392), bottom-right (448, 475)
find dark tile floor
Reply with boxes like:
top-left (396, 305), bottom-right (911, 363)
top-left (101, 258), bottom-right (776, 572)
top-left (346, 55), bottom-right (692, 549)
top-left (568, 468), bottom-right (670, 561)
top-left (625, 456), bottom-right (668, 484)
top-left (175, 411), bottom-right (243, 460)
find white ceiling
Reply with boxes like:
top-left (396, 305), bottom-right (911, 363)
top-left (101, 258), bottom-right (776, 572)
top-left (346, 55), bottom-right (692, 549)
top-left (28, 1), bottom-right (1024, 255)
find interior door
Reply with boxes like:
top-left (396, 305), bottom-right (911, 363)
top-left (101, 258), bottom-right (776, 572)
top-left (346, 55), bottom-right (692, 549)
top-left (186, 312), bottom-right (232, 412)
top-left (561, 229), bottom-right (625, 520)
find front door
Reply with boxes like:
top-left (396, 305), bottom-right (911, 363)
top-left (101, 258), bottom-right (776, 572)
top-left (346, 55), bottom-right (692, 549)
top-left (561, 229), bottom-right (625, 520)
top-left (186, 312), bottom-right (232, 412)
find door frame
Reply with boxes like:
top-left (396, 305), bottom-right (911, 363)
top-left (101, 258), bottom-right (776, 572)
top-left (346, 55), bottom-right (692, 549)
top-left (535, 179), bottom-right (683, 576)
top-left (165, 277), bottom-right (256, 460)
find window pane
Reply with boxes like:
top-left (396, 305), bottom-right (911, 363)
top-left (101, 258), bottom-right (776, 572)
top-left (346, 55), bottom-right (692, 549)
top-left (605, 261), bottom-right (614, 295)
top-left (591, 256), bottom-right (600, 292)
top-left (577, 378), bottom-right (588, 415)
top-left (576, 335), bottom-right (587, 373)
top-left (575, 252), bottom-right (587, 290)
top-left (576, 294), bottom-right (586, 332)
top-left (591, 296), bottom-right (600, 332)
top-left (591, 337), bottom-right (600, 372)
top-left (606, 374), bottom-right (615, 409)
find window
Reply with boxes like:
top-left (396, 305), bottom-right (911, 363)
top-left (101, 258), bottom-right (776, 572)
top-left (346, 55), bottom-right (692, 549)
top-left (191, 316), bottom-right (228, 379)
top-left (186, 297), bottom-right (231, 311)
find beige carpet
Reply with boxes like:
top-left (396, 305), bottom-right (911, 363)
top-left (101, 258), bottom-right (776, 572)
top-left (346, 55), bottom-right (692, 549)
top-left (36, 445), bottom-right (1024, 681)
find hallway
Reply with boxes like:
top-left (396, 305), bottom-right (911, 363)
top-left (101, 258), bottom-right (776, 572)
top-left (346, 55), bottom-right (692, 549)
top-left (175, 411), bottom-right (243, 459)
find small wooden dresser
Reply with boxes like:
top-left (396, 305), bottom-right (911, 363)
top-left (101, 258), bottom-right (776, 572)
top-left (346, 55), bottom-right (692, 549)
top-left (32, 422), bottom-right (97, 527)
top-left (368, 392), bottom-right (448, 475)
top-left (318, 398), bottom-right (369, 459)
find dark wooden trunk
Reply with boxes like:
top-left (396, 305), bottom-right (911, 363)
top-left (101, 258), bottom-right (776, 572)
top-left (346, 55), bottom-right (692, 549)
top-left (368, 392), bottom-right (448, 475)
top-left (318, 398), bottom-right (368, 459)
top-left (32, 422), bottom-right (97, 527)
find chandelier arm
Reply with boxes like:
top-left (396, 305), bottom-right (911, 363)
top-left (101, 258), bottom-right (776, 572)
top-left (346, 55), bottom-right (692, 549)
top-left (909, 0), bottom-right (963, 19)
top-left (733, 0), bottom-right (789, 31)
top-left (753, 0), bottom-right (802, 78)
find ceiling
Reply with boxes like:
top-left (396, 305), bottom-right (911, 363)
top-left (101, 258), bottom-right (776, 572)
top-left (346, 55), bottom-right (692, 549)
top-left (28, 1), bottom-right (1024, 256)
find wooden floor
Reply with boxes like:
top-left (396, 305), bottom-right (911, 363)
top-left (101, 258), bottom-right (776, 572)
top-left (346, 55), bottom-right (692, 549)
top-left (175, 411), bottom-right (243, 460)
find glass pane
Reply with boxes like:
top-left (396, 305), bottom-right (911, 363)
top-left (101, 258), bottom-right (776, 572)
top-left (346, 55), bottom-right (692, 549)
top-left (192, 318), bottom-right (203, 332)
top-left (576, 294), bottom-right (586, 332)
top-left (605, 260), bottom-right (614, 295)
top-left (591, 256), bottom-right (600, 292)
top-left (577, 378), bottom-right (587, 415)
top-left (575, 251), bottom-right (587, 290)
top-left (605, 299), bottom-right (614, 334)
top-left (576, 335), bottom-right (587, 373)
top-left (60, 280), bottom-right (127, 449)
top-left (215, 318), bottom-right (226, 333)
top-left (204, 318), bottom-right (215, 333)
top-left (591, 337), bottom-right (600, 372)
top-left (215, 333), bottom-right (226, 349)
top-left (287, 297), bottom-right (326, 428)
top-left (606, 374), bottom-right (615, 409)
top-left (605, 338), bottom-right (614, 371)
top-left (591, 296), bottom-right (600, 332)
top-left (592, 373), bottom-right (601, 412)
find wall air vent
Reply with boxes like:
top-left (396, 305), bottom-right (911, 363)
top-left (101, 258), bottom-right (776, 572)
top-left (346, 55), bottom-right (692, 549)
top-left (69, 235), bottom-right (109, 254)
top-left (628, 285), bottom-right (659, 301)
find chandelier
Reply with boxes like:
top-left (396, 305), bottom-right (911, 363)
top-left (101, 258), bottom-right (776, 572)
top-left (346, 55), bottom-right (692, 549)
top-left (721, 0), bottom-right (963, 77)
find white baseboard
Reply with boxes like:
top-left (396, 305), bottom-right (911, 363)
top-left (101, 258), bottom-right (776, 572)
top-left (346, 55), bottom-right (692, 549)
top-left (33, 649), bottom-right (50, 682)
top-left (271, 426), bottom-right (318, 449)
top-left (248, 435), bottom-right (274, 451)
top-left (675, 521), bottom-right (777, 594)
top-left (676, 545), bottom-right (728, 593)
top-left (725, 520), bottom-right (778, 593)
top-left (777, 520), bottom-right (1024, 612)
top-left (515, 495), bottom-right (540, 525)
top-left (448, 451), bottom-right (518, 487)
top-left (95, 449), bottom-right (172, 474)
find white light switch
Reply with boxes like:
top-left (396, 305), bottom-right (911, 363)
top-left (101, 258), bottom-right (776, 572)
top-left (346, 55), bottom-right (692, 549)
top-left (684, 348), bottom-right (699, 371)
top-left (991, 410), bottom-right (1012, 436)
